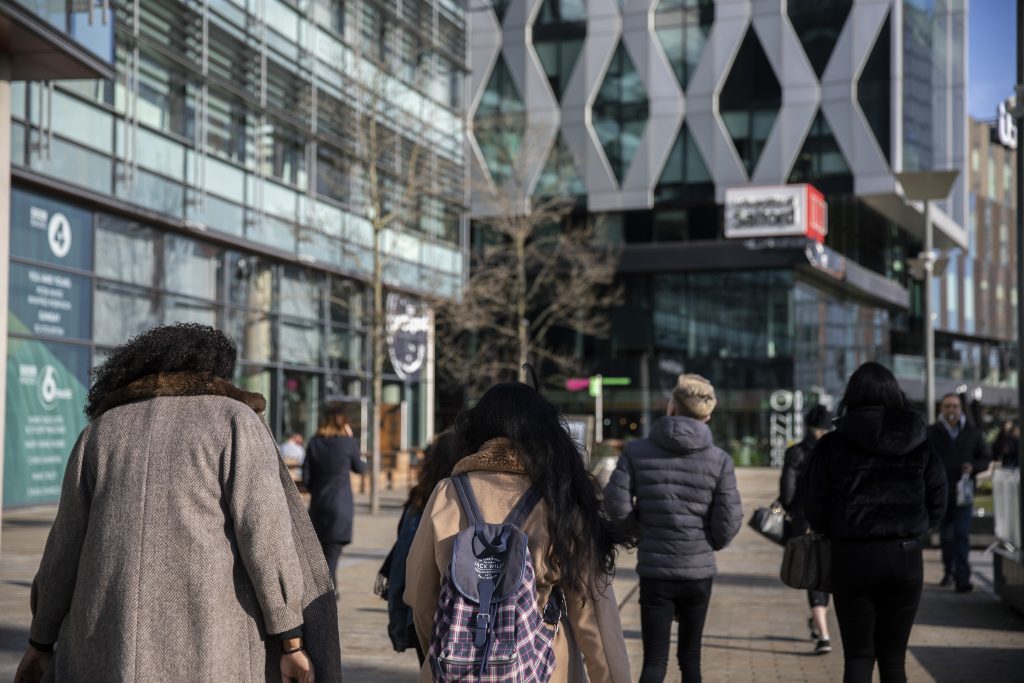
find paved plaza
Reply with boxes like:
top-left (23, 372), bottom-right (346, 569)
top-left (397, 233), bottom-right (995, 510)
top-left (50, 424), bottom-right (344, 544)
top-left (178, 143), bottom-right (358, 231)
top-left (2, 469), bottom-right (1023, 681)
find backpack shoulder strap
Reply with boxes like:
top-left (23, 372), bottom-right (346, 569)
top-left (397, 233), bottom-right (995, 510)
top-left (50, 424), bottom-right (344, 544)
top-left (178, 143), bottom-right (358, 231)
top-left (451, 473), bottom-right (484, 526)
top-left (503, 485), bottom-right (542, 528)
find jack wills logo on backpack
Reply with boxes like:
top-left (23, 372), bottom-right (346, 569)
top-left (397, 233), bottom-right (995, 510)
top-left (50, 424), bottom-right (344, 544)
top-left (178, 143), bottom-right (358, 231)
top-left (474, 557), bottom-right (504, 581)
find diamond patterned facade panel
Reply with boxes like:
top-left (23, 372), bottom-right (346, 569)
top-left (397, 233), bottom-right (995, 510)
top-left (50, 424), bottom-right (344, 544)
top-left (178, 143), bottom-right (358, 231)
top-left (467, 0), bottom-right (963, 223)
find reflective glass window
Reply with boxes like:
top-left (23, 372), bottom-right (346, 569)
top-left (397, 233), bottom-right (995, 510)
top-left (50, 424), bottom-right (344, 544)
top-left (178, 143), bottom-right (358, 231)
top-left (474, 56), bottom-right (526, 185)
top-left (720, 29), bottom-right (781, 176)
top-left (95, 215), bottom-right (157, 287)
top-left (164, 235), bottom-right (222, 301)
top-left (281, 266), bottom-right (324, 320)
top-left (94, 282), bottom-right (160, 346)
top-left (858, 12), bottom-right (892, 163)
top-left (593, 43), bottom-right (649, 183)
top-left (228, 252), bottom-right (276, 311)
top-left (328, 326), bottom-right (365, 370)
top-left (228, 308), bottom-right (277, 362)
top-left (654, 0), bottom-right (714, 90)
top-left (281, 320), bottom-right (322, 367)
top-left (136, 50), bottom-right (194, 140)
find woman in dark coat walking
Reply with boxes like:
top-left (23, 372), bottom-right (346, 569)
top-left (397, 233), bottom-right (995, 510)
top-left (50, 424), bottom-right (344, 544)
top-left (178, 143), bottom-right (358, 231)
top-left (803, 362), bottom-right (947, 683)
top-left (303, 405), bottom-right (367, 586)
top-left (779, 404), bottom-right (834, 655)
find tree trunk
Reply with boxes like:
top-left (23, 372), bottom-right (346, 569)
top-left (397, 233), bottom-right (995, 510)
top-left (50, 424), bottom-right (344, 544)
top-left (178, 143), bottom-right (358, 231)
top-left (516, 233), bottom-right (528, 382)
top-left (370, 223), bottom-right (384, 514)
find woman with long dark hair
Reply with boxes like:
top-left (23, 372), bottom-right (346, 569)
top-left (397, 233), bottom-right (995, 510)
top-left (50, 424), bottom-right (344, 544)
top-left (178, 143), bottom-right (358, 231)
top-left (303, 404), bottom-right (367, 587)
top-left (404, 382), bottom-right (633, 683)
top-left (803, 362), bottom-right (947, 683)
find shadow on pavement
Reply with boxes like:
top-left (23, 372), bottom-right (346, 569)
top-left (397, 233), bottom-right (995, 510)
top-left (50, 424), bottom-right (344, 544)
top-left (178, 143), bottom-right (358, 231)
top-left (704, 633), bottom-right (810, 644)
top-left (342, 663), bottom-right (420, 682)
top-left (914, 586), bottom-right (1024, 632)
top-left (910, 645), bottom-right (1024, 681)
top-left (702, 642), bottom-right (822, 658)
top-left (713, 573), bottom-right (788, 590)
top-left (0, 626), bottom-right (29, 653)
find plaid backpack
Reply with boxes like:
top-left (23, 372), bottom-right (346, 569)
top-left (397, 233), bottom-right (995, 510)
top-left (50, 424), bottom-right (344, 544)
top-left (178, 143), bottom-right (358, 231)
top-left (428, 473), bottom-right (561, 682)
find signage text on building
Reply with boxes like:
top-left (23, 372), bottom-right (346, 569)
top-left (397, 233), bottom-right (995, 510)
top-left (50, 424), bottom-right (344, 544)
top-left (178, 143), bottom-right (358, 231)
top-left (724, 184), bottom-right (827, 243)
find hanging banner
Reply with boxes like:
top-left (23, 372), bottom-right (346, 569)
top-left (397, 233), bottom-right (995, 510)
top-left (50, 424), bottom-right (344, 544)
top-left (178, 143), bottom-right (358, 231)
top-left (10, 187), bottom-right (93, 270)
top-left (4, 339), bottom-right (90, 507)
top-left (9, 262), bottom-right (92, 340)
top-left (386, 293), bottom-right (429, 381)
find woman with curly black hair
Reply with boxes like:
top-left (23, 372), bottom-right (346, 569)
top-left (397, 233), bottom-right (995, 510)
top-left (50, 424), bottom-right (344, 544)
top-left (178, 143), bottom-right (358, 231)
top-left (14, 323), bottom-right (341, 683)
top-left (404, 381), bottom-right (634, 683)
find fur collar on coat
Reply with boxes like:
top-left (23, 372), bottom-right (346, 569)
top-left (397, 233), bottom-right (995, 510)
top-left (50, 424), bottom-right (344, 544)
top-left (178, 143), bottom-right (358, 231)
top-left (453, 437), bottom-right (527, 475)
top-left (89, 371), bottom-right (265, 420)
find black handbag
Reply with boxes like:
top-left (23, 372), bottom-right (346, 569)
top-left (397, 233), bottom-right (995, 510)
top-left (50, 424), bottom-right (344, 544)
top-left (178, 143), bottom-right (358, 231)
top-left (780, 533), bottom-right (831, 592)
top-left (748, 500), bottom-right (788, 546)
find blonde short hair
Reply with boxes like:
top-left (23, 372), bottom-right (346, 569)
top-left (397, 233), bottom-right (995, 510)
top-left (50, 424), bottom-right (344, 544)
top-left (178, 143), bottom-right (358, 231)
top-left (671, 374), bottom-right (717, 420)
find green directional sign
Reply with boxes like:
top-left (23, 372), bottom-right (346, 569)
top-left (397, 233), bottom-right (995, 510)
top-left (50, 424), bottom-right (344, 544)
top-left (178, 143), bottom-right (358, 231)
top-left (588, 375), bottom-right (631, 397)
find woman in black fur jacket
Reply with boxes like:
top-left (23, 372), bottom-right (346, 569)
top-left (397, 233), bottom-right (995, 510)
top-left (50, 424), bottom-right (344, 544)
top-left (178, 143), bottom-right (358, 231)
top-left (802, 362), bottom-right (946, 683)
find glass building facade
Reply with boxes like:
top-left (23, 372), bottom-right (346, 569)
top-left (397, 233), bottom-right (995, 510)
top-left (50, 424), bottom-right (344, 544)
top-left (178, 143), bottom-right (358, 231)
top-left (464, 0), bottom-right (965, 461)
top-left (5, 0), bottom-right (468, 507)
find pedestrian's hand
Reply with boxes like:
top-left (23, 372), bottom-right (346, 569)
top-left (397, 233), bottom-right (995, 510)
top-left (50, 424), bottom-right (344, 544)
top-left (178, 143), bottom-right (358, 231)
top-left (962, 462), bottom-right (974, 475)
top-left (281, 649), bottom-right (315, 683)
top-left (14, 645), bottom-right (50, 683)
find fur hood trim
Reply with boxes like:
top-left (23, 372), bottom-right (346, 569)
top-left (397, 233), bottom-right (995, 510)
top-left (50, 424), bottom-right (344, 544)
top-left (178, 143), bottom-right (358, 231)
top-left (453, 437), bottom-right (526, 475)
top-left (89, 371), bottom-right (266, 419)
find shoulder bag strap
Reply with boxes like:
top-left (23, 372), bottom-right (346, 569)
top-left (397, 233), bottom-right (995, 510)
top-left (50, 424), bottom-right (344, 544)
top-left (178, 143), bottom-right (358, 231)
top-left (451, 473), bottom-right (484, 526)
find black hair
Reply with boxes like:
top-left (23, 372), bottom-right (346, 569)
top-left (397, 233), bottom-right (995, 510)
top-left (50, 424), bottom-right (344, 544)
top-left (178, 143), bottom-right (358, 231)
top-left (838, 362), bottom-right (907, 414)
top-left (86, 323), bottom-right (237, 418)
top-left (939, 392), bottom-right (962, 405)
top-left (455, 382), bottom-right (631, 601)
top-left (407, 429), bottom-right (467, 512)
top-left (804, 405), bottom-right (834, 430)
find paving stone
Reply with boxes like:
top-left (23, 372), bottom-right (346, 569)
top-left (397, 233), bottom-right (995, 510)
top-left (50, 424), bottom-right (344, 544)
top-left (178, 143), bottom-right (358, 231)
top-left (2, 470), bottom-right (1023, 681)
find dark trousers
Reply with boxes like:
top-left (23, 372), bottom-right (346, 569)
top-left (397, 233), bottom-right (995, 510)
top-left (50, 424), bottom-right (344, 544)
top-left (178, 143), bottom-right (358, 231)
top-left (321, 541), bottom-right (345, 587)
top-left (831, 539), bottom-right (923, 683)
top-left (940, 502), bottom-right (972, 586)
top-left (808, 590), bottom-right (830, 609)
top-left (638, 577), bottom-right (713, 683)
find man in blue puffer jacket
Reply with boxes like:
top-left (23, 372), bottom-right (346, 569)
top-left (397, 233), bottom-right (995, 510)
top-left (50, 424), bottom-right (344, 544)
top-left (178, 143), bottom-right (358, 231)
top-left (604, 373), bottom-right (743, 683)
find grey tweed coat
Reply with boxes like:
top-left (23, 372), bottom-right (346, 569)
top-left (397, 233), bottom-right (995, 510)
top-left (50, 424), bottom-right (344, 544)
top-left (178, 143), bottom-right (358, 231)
top-left (29, 372), bottom-right (342, 681)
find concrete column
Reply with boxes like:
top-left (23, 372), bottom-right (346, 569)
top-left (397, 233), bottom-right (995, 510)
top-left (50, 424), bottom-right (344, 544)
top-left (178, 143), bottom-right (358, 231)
top-left (0, 53), bottom-right (12, 550)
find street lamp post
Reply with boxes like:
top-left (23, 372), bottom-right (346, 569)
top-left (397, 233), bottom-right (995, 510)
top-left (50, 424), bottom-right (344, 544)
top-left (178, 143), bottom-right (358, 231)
top-left (897, 170), bottom-right (960, 425)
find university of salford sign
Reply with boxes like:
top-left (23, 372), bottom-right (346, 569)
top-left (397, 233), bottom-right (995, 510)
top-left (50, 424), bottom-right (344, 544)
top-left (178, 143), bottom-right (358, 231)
top-left (724, 184), bottom-right (827, 243)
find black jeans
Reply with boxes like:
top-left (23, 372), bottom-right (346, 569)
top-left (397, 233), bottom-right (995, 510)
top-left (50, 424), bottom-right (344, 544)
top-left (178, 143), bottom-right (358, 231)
top-left (638, 577), bottom-right (713, 683)
top-left (321, 541), bottom-right (346, 588)
top-left (831, 539), bottom-right (923, 683)
top-left (940, 502), bottom-right (973, 586)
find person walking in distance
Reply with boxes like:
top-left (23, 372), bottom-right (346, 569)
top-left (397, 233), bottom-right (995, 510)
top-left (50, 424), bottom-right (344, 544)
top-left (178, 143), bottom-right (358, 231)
top-left (13, 324), bottom-right (339, 683)
top-left (927, 393), bottom-right (992, 592)
top-left (404, 382), bottom-right (634, 683)
top-left (803, 362), bottom-right (947, 683)
top-left (779, 405), bottom-right (834, 655)
top-left (604, 374), bottom-right (743, 683)
top-left (303, 404), bottom-right (367, 588)
top-left (378, 428), bottom-right (466, 664)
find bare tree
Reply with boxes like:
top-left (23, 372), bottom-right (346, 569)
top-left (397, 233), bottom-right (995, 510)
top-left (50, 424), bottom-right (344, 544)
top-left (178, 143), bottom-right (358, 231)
top-left (315, 18), bottom-right (439, 514)
top-left (434, 132), bottom-right (620, 396)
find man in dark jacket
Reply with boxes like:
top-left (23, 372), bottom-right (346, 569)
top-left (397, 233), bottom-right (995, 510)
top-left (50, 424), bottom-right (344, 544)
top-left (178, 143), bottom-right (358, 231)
top-left (927, 393), bottom-right (992, 592)
top-left (779, 405), bottom-right (834, 654)
top-left (604, 374), bottom-right (743, 683)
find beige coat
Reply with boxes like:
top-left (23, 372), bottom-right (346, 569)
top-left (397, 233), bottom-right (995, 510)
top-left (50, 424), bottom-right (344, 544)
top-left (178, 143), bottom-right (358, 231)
top-left (405, 438), bottom-right (631, 683)
top-left (29, 372), bottom-right (342, 681)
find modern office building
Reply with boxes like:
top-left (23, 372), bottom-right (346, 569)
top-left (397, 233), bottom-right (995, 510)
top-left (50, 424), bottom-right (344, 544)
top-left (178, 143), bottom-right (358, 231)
top-left (466, 0), bottom-right (967, 460)
top-left (928, 114), bottom-right (1018, 410)
top-left (3, 0), bottom-right (468, 508)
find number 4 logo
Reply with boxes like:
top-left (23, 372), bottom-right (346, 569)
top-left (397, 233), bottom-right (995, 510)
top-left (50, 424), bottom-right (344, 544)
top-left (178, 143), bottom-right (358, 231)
top-left (47, 212), bottom-right (72, 259)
